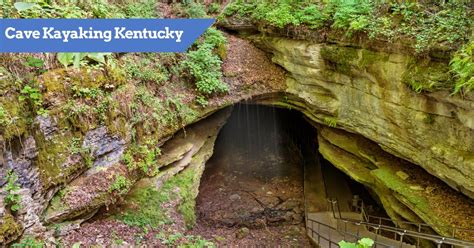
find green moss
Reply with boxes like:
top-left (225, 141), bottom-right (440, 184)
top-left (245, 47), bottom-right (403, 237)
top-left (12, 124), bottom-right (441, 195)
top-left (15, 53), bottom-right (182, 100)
top-left (402, 58), bottom-right (450, 93)
top-left (320, 45), bottom-right (359, 75)
top-left (0, 95), bottom-right (29, 140)
top-left (0, 213), bottom-right (22, 245)
top-left (172, 167), bottom-right (199, 228)
top-left (371, 168), bottom-right (430, 213)
top-left (115, 184), bottom-right (171, 229)
top-left (358, 49), bottom-right (389, 70)
top-left (35, 134), bottom-right (84, 190)
top-left (41, 67), bottom-right (125, 96)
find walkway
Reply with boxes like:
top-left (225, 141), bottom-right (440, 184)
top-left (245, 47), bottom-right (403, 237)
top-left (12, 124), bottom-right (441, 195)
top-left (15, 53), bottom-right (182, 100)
top-left (306, 212), bottom-right (415, 248)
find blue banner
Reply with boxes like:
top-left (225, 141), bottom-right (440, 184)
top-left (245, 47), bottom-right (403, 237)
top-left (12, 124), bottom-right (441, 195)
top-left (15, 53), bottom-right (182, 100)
top-left (0, 19), bottom-right (215, 52)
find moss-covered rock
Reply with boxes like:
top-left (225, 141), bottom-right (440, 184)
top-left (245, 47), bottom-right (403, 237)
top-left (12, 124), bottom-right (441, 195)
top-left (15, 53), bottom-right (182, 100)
top-left (0, 213), bottom-right (23, 244)
top-left (112, 108), bottom-right (231, 230)
top-left (0, 94), bottom-right (29, 140)
top-left (253, 35), bottom-right (474, 201)
top-left (317, 126), bottom-right (474, 239)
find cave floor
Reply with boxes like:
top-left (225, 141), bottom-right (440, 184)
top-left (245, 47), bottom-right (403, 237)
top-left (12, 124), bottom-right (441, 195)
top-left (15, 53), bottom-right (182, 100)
top-left (188, 141), bottom-right (312, 247)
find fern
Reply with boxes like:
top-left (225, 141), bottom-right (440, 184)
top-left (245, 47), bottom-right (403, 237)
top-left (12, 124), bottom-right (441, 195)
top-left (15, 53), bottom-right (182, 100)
top-left (450, 41), bottom-right (474, 95)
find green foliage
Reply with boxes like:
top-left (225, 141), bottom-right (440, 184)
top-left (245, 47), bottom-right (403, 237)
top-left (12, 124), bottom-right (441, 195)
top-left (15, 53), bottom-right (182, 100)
top-left (183, 44), bottom-right (228, 96)
top-left (71, 86), bottom-right (103, 99)
top-left (0, 106), bottom-right (10, 126)
top-left (19, 85), bottom-right (47, 117)
top-left (122, 142), bottom-right (161, 176)
top-left (4, 170), bottom-right (22, 212)
top-left (7, 1), bottom-right (87, 18)
top-left (339, 238), bottom-right (374, 248)
top-left (11, 237), bottom-right (43, 248)
top-left (330, 0), bottom-right (373, 35)
top-left (5, 0), bottom-right (158, 18)
top-left (195, 95), bottom-right (208, 108)
top-left (201, 28), bottom-right (227, 51)
top-left (208, 3), bottom-right (220, 14)
top-left (120, 0), bottom-right (157, 18)
top-left (116, 186), bottom-right (172, 229)
top-left (124, 57), bottom-right (169, 86)
top-left (25, 57), bottom-right (45, 73)
top-left (156, 232), bottom-right (215, 247)
top-left (171, 167), bottom-right (200, 229)
top-left (223, 1), bottom-right (471, 53)
top-left (131, 86), bottom-right (197, 134)
top-left (57, 53), bottom-right (113, 69)
top-left (323, 117), bottom-right (337, 128)
top-left (85, 0), bottom-right (126, 18)
top-left (376, 2), bottom-right (471, 53)
top-left (109, 175), bottom-right (132, 195)
top-left (450, 41), bottom-right (474, 95)
top-left (183, 2), bottom-right (208, 18)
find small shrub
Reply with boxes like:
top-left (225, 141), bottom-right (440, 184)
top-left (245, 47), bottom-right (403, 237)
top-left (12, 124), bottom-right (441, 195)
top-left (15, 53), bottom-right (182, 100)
top-left (122, 143), bottom-right (161, 176)
top-left (184, 2), bottom-right (207, 18)
top-left (208, 3), bottom-right (220, 14)
top-left (201, 28), bottom-right (227, 51)
top-left (19, 85), bottom-right (47, 117)
top-left (183, 44), bottom-right (228, 96)
top-left (450, 41), bottom-right (474, 95)
top-left (4, 170), bottom-right (22, 212)
top-left (125, 57), bottom-right (169, 86)
top-left (120, 0), bottom-right (157, 18)
top-left (11, 236), bottom-right (43, 248)
top-left (195, 95), bottom-right (208, 108)
top-left (109, 175), bottom-right (132, 195)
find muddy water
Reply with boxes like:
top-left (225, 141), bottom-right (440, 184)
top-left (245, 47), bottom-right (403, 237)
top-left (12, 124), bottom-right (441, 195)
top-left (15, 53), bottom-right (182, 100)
top-left (194, 104), bottom-right (312, 246)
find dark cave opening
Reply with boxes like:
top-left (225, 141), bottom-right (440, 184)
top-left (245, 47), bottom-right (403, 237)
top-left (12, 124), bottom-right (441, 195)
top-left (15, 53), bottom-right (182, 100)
top-left (194, 103), bottom-right (386, 244)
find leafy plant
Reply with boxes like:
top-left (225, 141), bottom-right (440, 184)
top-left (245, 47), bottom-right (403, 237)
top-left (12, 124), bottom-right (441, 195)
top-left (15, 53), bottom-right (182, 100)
top-left (195, 95), bottom-right (208, 108)
top-left (19, 85), bottom-right (47, 117)
top-left (125, 57), bottom-right (169, 85)
top-left (208, 3), bottom-right (220, 14)
top-left (450, 41), bottom-right (474, 95)
top-left (223, 1), bottom-right (471, 53)
top-left (183, 2), bottom-right (207, 18)
top-left (7, 1), bottom-right (87, 18)
top-left (4, 170), bottom-right (22, 212)
top-left (120, 0), bottom-right (157, 18)
top-left (183, 44), bottom-right (228, 96)
top-left (57, 53), bottom-right (113, 69)
top-left (122, 143), bottom-right (161, 176)
top-left (339, 238), bottom-right (374, 248)
top-left (109, 175), bottom-right (132, 195)
top-left (11, 236), bottom-right (43, 248)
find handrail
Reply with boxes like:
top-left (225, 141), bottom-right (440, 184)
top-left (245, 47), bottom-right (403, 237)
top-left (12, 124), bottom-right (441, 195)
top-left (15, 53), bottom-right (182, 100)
top-left (345, 198), bottom-right (474, 234)
top-left (323, 198), bottom-right (474, 247)
top-left (306, 215), bottom-right (395, 248)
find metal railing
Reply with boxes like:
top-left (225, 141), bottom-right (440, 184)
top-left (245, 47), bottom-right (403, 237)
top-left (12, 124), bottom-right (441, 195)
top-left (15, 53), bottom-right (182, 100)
top-left (347, 198), bottom-right (474, 242)
top-left (322, 198), bottom-right (474, 248)
top-left (306, 217), bottom-right (397, 248)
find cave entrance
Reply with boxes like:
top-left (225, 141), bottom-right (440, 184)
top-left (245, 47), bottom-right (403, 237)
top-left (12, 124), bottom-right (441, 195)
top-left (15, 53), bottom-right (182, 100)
top-left (193, 104), bottom-right (382, 245)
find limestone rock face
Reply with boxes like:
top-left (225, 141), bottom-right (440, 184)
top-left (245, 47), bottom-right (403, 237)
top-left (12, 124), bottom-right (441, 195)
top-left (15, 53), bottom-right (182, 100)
top-left (251, 36), bottom-right (474, 199)
top-left (316, 126), bottom-right (474, 239)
